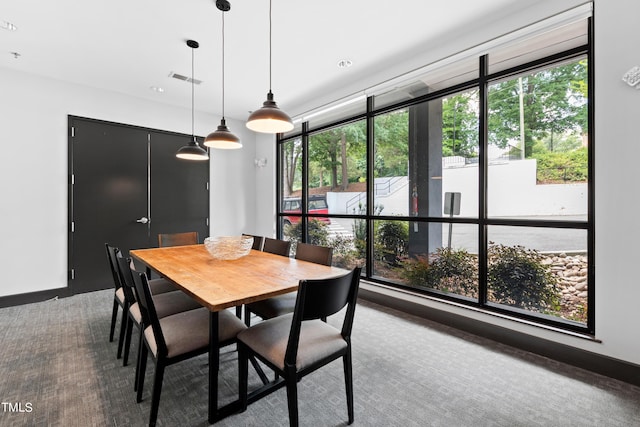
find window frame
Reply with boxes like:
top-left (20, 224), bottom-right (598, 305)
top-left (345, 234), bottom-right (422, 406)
top-left (276, 19), bottom-right (594, 335)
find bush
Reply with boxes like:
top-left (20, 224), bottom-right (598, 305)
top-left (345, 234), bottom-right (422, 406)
top-left (351, 203), bottom-right (383, 259)
top-left (402, 248), bottom-right (477, 297)
top-left (284, 219), bottom-right (329, 248)
top-left (532, 147), bottom-right (588, 183)
top-left (328, 234), bottom-right (360, 269)
top-left (376, 221), bottom-right (408, 265)
top-left (487, 243), bottom-right (559, 311)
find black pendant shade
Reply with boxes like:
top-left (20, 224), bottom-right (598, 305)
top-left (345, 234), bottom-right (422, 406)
top-left (204, 118), bottom-right (241, 149)
top-left (246, 91), bottom-right (293, 133)
top-left (204, 1), bottom-right (242, 149)
top-left (176, 40), bottom-right (209, 161)
top-left (246, 0), bottom-right (293, 134)
top-left (176, 136), bottom-right (209, 160)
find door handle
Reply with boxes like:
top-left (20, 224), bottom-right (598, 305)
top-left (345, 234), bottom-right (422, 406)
top-left (136, 217), bottom-right (150, 224)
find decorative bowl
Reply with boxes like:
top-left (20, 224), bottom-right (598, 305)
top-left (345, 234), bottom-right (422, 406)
top-left (204, 236), bottom-right (253, 260)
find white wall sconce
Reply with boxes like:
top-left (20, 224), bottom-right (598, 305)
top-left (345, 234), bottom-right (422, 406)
top-left (622, 66), bottom-right (640, 89)
top-left (254, 158), bottom-right (267, 168)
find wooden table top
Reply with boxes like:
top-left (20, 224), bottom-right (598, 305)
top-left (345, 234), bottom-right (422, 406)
top-left (130, 244), bottom-right (347, 312)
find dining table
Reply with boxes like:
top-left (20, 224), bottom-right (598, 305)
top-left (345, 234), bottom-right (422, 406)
top-left (129, 243), bottom-right (348, 424)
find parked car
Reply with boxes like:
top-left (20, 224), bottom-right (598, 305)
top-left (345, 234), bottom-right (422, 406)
top-left (282, 194), bottom-right (331, 226)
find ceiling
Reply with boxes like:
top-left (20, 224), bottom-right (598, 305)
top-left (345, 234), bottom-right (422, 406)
top-left (1, 0), bottom-right (553, 122)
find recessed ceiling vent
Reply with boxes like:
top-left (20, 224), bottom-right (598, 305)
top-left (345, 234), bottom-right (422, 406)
top-left (168, 72), bottom-right (203, 85)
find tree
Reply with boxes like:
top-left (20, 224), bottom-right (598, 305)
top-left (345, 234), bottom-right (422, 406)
top-left (282, 138), bottom-right (302, 196)
top-left (442, 91), bottom-right (479, 158)
top-left (372, 110), bottom-right (409, 177)
top-left (308, 122), bottom-right (365, 190)
top-left (487, 59), bottom-right (587, 157)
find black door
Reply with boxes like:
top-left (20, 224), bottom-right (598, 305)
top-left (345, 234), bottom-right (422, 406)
top-left (68, 117), bottom-right (209, 294)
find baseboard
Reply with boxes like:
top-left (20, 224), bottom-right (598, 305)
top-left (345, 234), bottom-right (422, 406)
top-left (359, 283), bottom-right (640, 388)
top-left (0, 287), bottom-right (70, 309)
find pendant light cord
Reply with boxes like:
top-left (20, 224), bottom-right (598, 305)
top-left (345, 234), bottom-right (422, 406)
top-left (222, 11), bottom-right (225, 119)
top-left (269, 0), bottom-right (272, 92)
top-left (191, 45), bottom-right (195, 136)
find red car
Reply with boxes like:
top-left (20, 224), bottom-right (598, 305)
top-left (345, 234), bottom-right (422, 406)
top-left (282, 195), bottom-right (331, 226)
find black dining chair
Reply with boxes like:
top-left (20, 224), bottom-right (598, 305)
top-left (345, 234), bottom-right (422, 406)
top-left (238, 267), bottom-right (361, 427)
top-left (157, 231), bottom-right (199, 247)
top-left (131, 268), bottom-right (247, 427)
top-left (106, 244), bottom-right (127, 345)
top-left (262, 237), bottom-right (291, 256)
top-left (105, 244), bottom-right (176, 354)
top-left (116, 256), bottom-right (203, 379)
top-left (244, 242), bottom-right (332, 327)
top-left (243, 234), bottom-right (265, 251)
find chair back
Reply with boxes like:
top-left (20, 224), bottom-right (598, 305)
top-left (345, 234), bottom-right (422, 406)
top-left (243, 234), bottom-right (264, 251)
top-left (295, 242), bottom-right (333, 266)
top-left (130, 266), bottom-right (168, 358)
top-left (105, 243), bottom-right (123, 290)
top-left (285, 267), bottom-right (361, 365)
top-left (115, 255), bottom-right (138, 305)
top-left (263, 237), bottom-right (291, 257)
top-left (158, 231), bottom-right (199, 247)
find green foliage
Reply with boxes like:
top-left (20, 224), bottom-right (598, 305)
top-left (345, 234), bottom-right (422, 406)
top-left (531, 146), bottom-right (587, 182)
top-left (284, 219), bottom-right (329, 247)
top-left (308, 121), bottom-right (366, 190)
top-left (351, 203), bottom-right (382, 258)
top-left (375, 221), bottom-right (408, 264)
top-left (487, 59), bottom-right (587, 158)
top-left (327, 234), bottom-right (360, 269)
top-left (442, 91), bottom-right (480, 158)
top-left (401, 248), bottom-right (477, 297)
top-left (487, 243), bottom-right (559, 311)
top-left (281, 138), bottom-right (302, 196)
top-left (372, 111), bottom-right (409, 177)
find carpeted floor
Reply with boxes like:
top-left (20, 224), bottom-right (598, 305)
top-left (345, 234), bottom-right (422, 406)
top-left (0, 289), bottom-right (639, 427)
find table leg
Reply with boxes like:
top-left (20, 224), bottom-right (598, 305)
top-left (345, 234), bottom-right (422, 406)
top-left (208, 311), bottom-right (219, 424)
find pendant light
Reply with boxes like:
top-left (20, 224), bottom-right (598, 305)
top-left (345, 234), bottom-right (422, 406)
top-left (176, 40), bottom-right (209, 161)
top-left (204, 0), bottom-right (242, 149)
top-left (245, 0), bottom-right (294, 134)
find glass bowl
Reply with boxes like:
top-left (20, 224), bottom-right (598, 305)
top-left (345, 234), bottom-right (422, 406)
top-left (204, 236), bottom-right (253, 260)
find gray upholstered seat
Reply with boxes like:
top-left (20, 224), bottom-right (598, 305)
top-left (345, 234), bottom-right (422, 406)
top-left (237, 313), bottom-right (346, 371)
top-left (143, 308), bottom-right (245, 358)
top-left (128, 291), bottom-right (202, 325)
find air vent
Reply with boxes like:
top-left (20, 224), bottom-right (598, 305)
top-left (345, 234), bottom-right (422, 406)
top-left (168, 72), bottom-right (203, 85)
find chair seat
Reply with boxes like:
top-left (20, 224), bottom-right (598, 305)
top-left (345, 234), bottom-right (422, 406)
top-left (144, 308), bottom-right (246, 358)
top-left (246, 292), bottom-right (297, 320)
top-left (238, 313), bottom-right (346, 371)
top-left (148, 278), bottom-right (176, 295)
top-left (129, 290), bottom-right (202, 325)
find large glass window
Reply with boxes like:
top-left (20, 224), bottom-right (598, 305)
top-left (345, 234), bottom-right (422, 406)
top-left (277, 17), bottom-right (592, 334)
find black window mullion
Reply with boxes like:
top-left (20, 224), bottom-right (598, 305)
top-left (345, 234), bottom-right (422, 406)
top-left (478, 54), bottom-right (489, 307)
top-left (366, 96), bottom-right (375, 278)
top-left (301, 122), bottom-right (309, 243)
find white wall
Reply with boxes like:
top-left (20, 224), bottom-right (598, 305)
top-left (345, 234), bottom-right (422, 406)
top-left (0, 68), bottom-right (257, 297)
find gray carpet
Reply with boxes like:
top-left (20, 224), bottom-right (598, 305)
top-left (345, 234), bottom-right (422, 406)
top-left (0, 290), bottom-right (639, 427)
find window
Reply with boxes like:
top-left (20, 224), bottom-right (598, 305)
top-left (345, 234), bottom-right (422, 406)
top-left (277, 17), bottom-right (593, 334)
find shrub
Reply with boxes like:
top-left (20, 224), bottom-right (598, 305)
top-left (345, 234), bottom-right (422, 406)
top-left (284, 219), bottom-right (329, 249)
top-left (487, 243), bottom-right (559, 311)
top-left (532, 147), bottom-right (588, 183)
top-left (376, 221), bottom-right (408, 265)
top-left (402, 247), bottom-right (477, 297)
